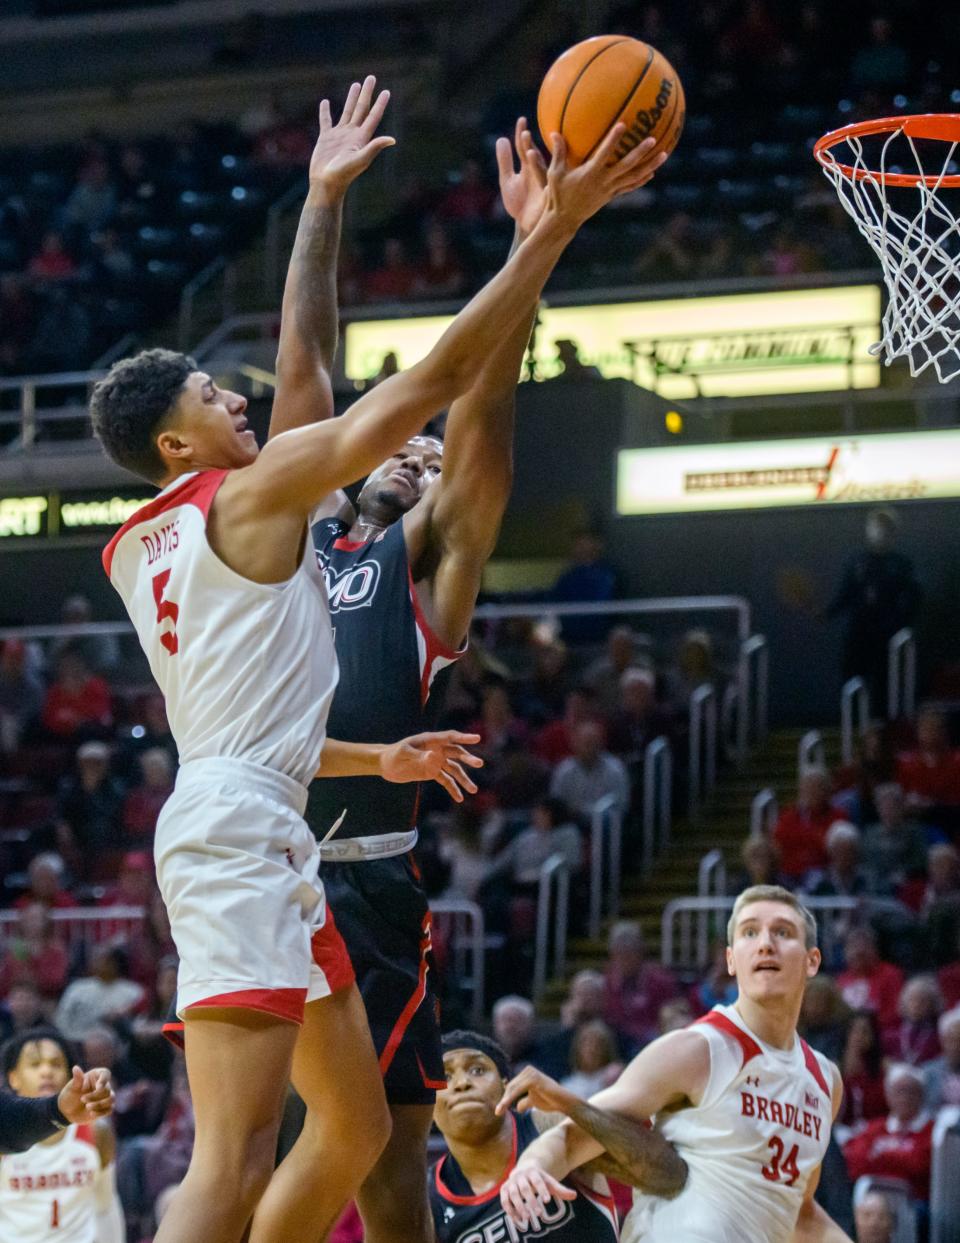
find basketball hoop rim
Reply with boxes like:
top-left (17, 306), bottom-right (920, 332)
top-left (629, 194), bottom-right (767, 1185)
top-left (814, 113), bottom-right (960, 187)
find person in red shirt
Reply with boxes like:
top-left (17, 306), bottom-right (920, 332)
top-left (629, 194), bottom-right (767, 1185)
top-left (41, 647), bottom-right (113, 739)
top-left (364, 237), bottom-right (418, 302)
top-left (412, 222), bottom-right (466, 299)
top-left (0, 902), bottom-right (69, 1002)
top-left (13, 853), bottom-right (77, 912)
top-left (896, 707), bottom-right (960, 808)
top-left (773, 766), bottom-right (846, 880)
top-left (882, 975), bottom-right (942, 1065)
top-left (122, 747), bottom-right (175, 843)
top-left (27, 230), bottom-right (77, 280)
top-left (839, 1009), bottom-right (887, 1129)
top-left (532, 688), bottom-right (601, 766)
top-left (602, 919), bottom-right (678, 1047)
top-left (837, 926), bottom-right (905, 1028)
top-left (438, 157), bottom-right (495, 224)
top-left (843, 1062), bottom-right (934, 1202)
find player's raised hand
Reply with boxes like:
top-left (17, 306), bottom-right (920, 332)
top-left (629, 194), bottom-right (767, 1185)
top-left (310, 74), bottom-right (395, 201)
top-left (380, 730), bottom-right (483, 802)
top-left (58, 1066), bottom-right (115, 1124)
top-left (496, 1064), bottom-right (578, 1117)
top-left (542, 126), bottom-right (667, 233)
top-left (496, 116), bottom-right (549, 237)
top-left (501, 1160), bottom-right (577, 1229)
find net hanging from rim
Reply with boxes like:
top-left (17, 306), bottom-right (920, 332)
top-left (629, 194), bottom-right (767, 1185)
top-left (815, 114), bottom-right (960, 383)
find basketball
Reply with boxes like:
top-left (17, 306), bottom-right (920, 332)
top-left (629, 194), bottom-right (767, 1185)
top-left (537, 35), bottom-right (685, 168)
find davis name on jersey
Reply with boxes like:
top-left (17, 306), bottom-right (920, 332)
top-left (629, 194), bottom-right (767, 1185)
top-left (624, 1004), bottom-right (834, 1243)
top-left (0, 1124), bottom-right (100, 1243)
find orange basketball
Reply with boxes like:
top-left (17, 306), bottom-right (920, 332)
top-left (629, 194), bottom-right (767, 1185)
top-left (537, 35), bottom-right (685, 168)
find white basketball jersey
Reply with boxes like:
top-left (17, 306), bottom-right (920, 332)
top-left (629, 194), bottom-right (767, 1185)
top-left (103, 470), bottom-right (338, 787)
top-left (623, 1005), bottom-right (834, 1243)
top-left (0, 1124), bottom-right (100, 1243)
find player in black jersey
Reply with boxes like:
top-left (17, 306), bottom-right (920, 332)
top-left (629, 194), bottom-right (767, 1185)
top-left (268, 97), bottom-right (669, 1243)
top-left (432, 1031), bottom-right (684, 1243)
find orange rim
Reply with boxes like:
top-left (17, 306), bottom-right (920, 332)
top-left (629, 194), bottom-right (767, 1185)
top-left (814, 113), bottom-right (960, 188)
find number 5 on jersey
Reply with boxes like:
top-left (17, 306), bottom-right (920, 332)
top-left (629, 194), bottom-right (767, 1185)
top-left (152, 569), bottom-right (180, 654)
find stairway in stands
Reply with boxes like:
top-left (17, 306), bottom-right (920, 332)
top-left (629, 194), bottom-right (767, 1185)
top-left (543, 726), bottom-right (841, 1009)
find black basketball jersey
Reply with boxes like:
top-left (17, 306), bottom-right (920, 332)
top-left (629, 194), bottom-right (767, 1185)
top-left (429, 1111), bottom-right (620, 1243)
top-left (308, 516), bottom-right (463, 838)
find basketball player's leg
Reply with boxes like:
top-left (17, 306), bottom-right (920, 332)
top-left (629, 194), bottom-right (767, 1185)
top-left (355, 1103), bottom-right (435, 1243)
top-left (248, 984), bottom-right (391, 1243)
top-left (153, 1007), bottom-right (298, 1243)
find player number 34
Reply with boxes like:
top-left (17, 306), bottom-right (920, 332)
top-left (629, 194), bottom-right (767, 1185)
top-left (761, 1136), bottom-right (800, 1187)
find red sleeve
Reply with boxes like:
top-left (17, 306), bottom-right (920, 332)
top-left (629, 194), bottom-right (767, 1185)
top-left (41, 687), bottom-right (73, 735)
top-left (87, 677), bottom-right (113, 725)
top-left (842, 1121), bottom-right (881, 1182)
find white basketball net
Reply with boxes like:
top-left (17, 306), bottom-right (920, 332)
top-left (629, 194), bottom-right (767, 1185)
top-left (818, 126), bottom-right (960, 383)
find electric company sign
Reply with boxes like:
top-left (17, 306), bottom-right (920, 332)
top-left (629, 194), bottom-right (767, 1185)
top-left (616, 430), bottom-right (960, 515)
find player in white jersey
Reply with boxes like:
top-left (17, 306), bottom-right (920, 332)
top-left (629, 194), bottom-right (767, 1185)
top-left (90, 77), bottom-right (658, 1243)
top-left (0, 1029), bottom-right (123, 1243)
top-left (497, 885), bottom-right (855, 1243)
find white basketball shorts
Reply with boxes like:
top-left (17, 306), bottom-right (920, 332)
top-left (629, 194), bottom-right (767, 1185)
top-left (155, 756), bottom-right (354, 1023)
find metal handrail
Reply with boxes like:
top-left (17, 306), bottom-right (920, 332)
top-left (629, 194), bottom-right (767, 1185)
top-left (697, 848), bottom-right (727, 897)
top-left (736, 634), bottom-right (769, 764)
top-left (429, 899), bottom-right (485, 1025)
top-left (588, 794), bottom-right (623, 940)
top-left (474, 595), bottom-right (752, 642)
top-left (750, 787), bottom-right (779, 837)
top-left (840, 676), bottom-right (870, 765)
top-left (642, 736), bottom-right (672, 875)
top-left (178, 256), bottom-right (233, 352)
top-left (798, 728), bottom-right (825, 778)
top-left (661, 894), bottom-right (858, 970)
top-left (888, 627), bottom-right (917, 721)
top-left (689, 682), bottom-right (718, 819)
top-left (0, 904), bottom-right (145, 953)
top-left (532, 853), bottom-right (570, 1003)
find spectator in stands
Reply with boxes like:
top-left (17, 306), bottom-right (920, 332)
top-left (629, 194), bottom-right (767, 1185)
top-left (552, 338), bottom-right (601, 381)
top-left (91, 227), bottom-right (135, 288)
top-left (584, 625), bottom-right (651, 715)
top-left (115, 692), bottom-right (177, 787)
top-left (803, 821), bottom-right (872, 898)
top-left (634, 211), bottom-right (696, 280)
top-left (63, 157), bottom-right (117, 234)
top-left (850, 16), bottom-right (910, 91)
top-left (884, 976), bottom-right (943, 1065)
top-left (729, 835), bottom-right (787, 894)
top-left (437, 803), bottom-right (496, 902)
top-left (689, 939), bottom-right (738, 1016)
top-left (469, 681), bottom-right (530, 764)
top-left (55, 739), bottom-right (124, 873)
top-left (122, 747), bottom-right (175, 844)
top-left (535, 969), bottom-right (632, 1077)
top-left (0, 902), bottom-right (68, 1003)
top-left (13, 852), bottom-right (76, 912)
top-left (843, 1063), bottom-right (934, 1204)
top-left (607, 667), bottom-right (673, 763)
top-left (98, 850), bottom-right (154, 910)
top-left (839, 1009), bottom-right (888, 1133)
top-left (662, 628), bottom-right (717, 711)
top-left (833, 724), bottom-right (897, 827)
top-left (838, 927), bottom-right (905, 1028)
top-left (897, 708), bottom-right (960, 809)
top-left (53, 592), bottom-right (121, 675)
top-left (115, 143), bottom-right (159, 219)
top-left (364, 237), bottom-right (418, 302)
top-left (773, 766), bottom-right (846, 881)
top-left (515, 636), bottom-right (572, 724)
top-left (919, 844), bottom-right (960, 967)
top-left (799, 975), bottom-right (849, 1064)
top-left (826, 507), bottom-right (921, 713)
top-left (41, 646), bottom-right (113, 739)
top-left (862, 782), bottom-right (929, 894)
top-left (658, 998), bottom-right (694, 1034)
top-left (489, 797), bottom-right (582, 889)
top-left (412, 222), bottom-right (466, 299)
top-left (83, 1023), bottom-right (165, 1138)
top-left (490, 995), bottom-right (539, 1075)
top-left (531, 687), bottom-right (595, 765)
top-left (560, 1019), bottom-right (623, 1097)
top-left (27, 230), bottom-right (76, 281)
top-left (125, 888), bottom-right (176, 1000)
top-left (0, 980), bottom-right (45, 1041)
top-left (120, 954), bottom-right (179, 1083)
top-left (0, 638), bottom-right (43, 752)
top-left (762, 224), bottom-right (819, 277)
top-left (924, 1004), bottom-right (960, 1111)
top-left (116, 1058), bottom-right (194, 1240)
top-left (438, 156), bottom-right (495, 224)
top-left (549, 530), bottom-right (618, 644)
top-left (853, 1190), bottom-right (897, 1243)
top-left (603, 920), bottom-right (679, 1047)
top-left (550, 719), bottom-right (630, 821)
top-left (54, 944), bottom-right (145, 1039)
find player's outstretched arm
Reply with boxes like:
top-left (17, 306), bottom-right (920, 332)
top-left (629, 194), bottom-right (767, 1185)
top-left (243, 123), bottom-right (662, 517)
top-left (317, 731), bottom-right (483, 803)
top-left (498, 1032), bottom-right (706, 1228)
top-left (268, 77), bottom-right (394, 444)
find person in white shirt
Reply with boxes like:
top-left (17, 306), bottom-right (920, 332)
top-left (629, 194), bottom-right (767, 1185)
top-left (54, 948), bottom-right (144, 1041)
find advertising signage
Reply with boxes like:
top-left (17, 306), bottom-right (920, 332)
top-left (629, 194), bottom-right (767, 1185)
top-left (617, 430), bottom-right (960, 515)
top-left (345, 285), bottom-right (882, 398)
top-left (0, 491), bottom-right (152, 541)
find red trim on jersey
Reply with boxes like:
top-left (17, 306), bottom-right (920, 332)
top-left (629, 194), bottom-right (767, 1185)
top-left (800, 1038), bottom-right (831, 1096)
top-left (696, 1010), bottom-right (763, 1068)
top-left (332, 536), bottom-right (367, 552)
top-left (407, 567), bottom-right (465, 704)
top-left (434, 1114), bottom-right (519, 1204)
top-left (311, 903), bottom-right (355, 994)
top-left (162, 1020), bottom-right (186, 1051)
top-left (75, 1122), bottom-right (96, 1148)
top-left (186, 986), bottom-right (306, 1024)
top-left (379, 913), bottom-right (433, 1077)
top-left (416, 1051), bottom-right (447, 1092)
top-left (102, 469), bottom-right (229, 577)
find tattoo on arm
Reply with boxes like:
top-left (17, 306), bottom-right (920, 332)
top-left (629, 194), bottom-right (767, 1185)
top-left (565, 1100), bottom-right (688, 1199)
top-left (290, 195), bottom-right (343, 371)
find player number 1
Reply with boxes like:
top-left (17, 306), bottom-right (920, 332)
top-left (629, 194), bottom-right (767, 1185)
top-left (761, 1136), bottom-right (800, 1186)
top-left (152, 569), bottom-right (180, 655)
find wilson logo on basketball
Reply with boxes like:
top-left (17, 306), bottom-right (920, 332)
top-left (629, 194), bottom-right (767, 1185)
top-left (319, 559), bottom-right (382, 613)
top-left (617, 78), bottom-right (674, 155)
